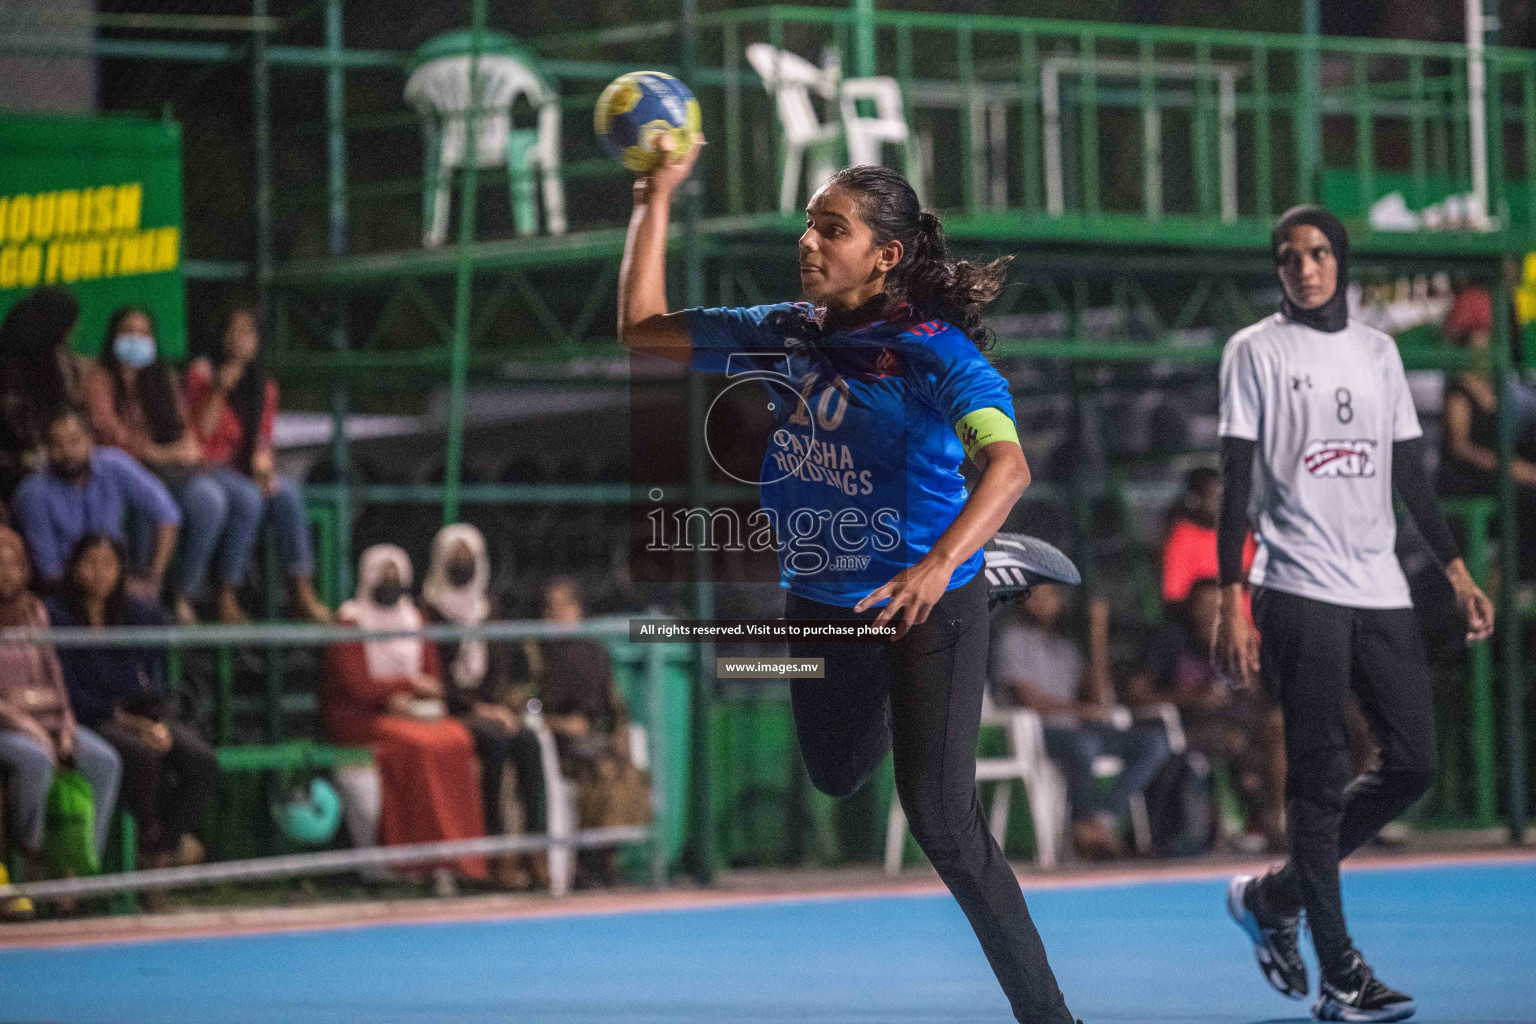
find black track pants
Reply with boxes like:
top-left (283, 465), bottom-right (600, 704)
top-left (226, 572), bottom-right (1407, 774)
top-left (786, 571), bottom-right (1075, 1024)
top-left (1251, 587), bottom-right (1437, 971)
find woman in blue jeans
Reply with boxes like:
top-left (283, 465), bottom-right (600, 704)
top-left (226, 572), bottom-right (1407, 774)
top-left (86, 305), bottom-right (263, 625)
top-left (186, 302), bottom-right (331, 623)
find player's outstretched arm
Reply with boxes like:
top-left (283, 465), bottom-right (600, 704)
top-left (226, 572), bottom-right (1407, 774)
top-left (617, 135), bottom-right (705, 365)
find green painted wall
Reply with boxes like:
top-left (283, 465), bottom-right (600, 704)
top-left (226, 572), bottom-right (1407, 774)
top-left (0, 112), bottom-right (187, 358)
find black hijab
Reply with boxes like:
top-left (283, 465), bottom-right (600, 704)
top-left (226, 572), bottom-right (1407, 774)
top-left (1271, 205), bottom-right (1350, 333)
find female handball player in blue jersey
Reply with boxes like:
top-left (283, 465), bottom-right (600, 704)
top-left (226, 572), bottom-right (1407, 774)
top-left (617, 138), bottom-right (1079, 1024)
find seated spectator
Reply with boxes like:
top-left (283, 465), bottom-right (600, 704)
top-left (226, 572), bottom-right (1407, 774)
top-left (421, 523), bottom-right (546, 890)
top-left (0, 527), bottom-right (122, 892)
top-left (1162, 467), bottom-right (1255, 606)
top-left (988, 585), bottom-right (1170, 861)
top-left (13, 406), bottom-right (179, 599)
top-left (323, 544), bottom-right (487, 890)
top-left (523, 575), bottom-right (650, 887)
top-left (185, 301), bottom-right (330, 623)
top-left (1127, 577), bottom-right (1286, 852)
top-left (46, 532), bottom-right (218, 871)
top-left (85, 305), bottom-right (263, 627)
top-left (0, 287), bottom-right (87, 502)
top-left (1439, 285), bottom-right (1536, 581)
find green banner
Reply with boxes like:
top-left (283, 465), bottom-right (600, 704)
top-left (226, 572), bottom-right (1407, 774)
top-left (0, 112), bottom-right (186, 358)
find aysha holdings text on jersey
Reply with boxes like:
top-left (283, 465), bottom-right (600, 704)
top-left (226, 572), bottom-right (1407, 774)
top-left (767, 433), bottom-right (876, 497)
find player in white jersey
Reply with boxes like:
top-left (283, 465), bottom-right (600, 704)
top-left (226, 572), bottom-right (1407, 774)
top-left (1214, 206), bottom-right (1495, 1023)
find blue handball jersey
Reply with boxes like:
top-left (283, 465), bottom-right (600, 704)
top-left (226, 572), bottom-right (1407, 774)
top-left (684, 301), bottom-right (1017, 607)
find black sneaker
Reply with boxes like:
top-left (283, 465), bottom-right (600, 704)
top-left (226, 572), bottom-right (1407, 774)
top-left (1313, 948), bottom-right (1415, 1022)
top-left (1227, 874), bottom-right (1308, 999)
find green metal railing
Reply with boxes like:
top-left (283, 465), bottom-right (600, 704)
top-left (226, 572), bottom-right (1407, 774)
top-left (16, 8), bottom-right (1536, 254)
top-left (0, 616), bottom-right (691, 893)
top-left (543, 6), bottom-right (1536, 238)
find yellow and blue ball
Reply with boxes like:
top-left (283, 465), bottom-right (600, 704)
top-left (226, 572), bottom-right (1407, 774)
top-left (594, 71), bottom-right (701, 173)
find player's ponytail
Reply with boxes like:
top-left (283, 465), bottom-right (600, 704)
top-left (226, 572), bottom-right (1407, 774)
top-left (824, 165), bottom-right (1010, 351)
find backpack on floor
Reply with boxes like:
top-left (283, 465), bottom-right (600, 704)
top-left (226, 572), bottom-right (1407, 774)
top-left (1143, 751), bottom-right (1215, 858)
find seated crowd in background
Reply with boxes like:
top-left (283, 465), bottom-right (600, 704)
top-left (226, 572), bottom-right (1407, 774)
top-left (983, 459), bottom-right (1299, 863)
top-left (47, 532), bottom-right (220, 873)
top-left (0, 526), bottom-right (122, 910)
top-left (1126, 577), bottom-right (1286, 853)
top-left (1438, 284), bottom-right (1536, 584)
top-left (13, 273), bottom-right (1508, 890)
top-left (321, 533), bottom-right (648, 892)
top-left (988, 585), bottom-right (1171, 860)
top-left (0, 287), bottom-right (328, 625)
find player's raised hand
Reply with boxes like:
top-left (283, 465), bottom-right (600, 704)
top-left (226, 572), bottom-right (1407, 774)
top-left (638, 131), bottom-right (705, 203)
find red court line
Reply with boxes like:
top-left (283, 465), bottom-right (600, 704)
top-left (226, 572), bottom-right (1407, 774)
top-left (2, 846), bottom-right (1531, 952)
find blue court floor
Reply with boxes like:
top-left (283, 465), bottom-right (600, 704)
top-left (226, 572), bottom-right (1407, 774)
top-left (1, 859), bottom-right (1532, 1024)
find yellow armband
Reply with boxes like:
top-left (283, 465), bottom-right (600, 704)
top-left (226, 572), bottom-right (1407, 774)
top-left (954, 407), bottom-right (1019, 460)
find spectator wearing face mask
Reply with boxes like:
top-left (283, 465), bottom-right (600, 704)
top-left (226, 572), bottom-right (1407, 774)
top-left (11, 406), bottom-right (180, 599)
top-left (323, 544), bottom-right (487, 889)
top-left (83, 306), bottom-right (262, 626)
top-left (420, 524), bottom-right (547, 889)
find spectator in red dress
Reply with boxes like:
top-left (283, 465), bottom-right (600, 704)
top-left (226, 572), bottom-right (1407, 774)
top-left (323, 544), bottom-right (487, 891)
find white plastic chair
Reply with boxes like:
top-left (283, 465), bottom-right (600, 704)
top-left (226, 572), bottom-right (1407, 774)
top-left (885, 690), bottom-right (1062, 874)
top-left (839, 75), bottom-right (924, 203)
top-left (746, 42), bottom-right (843, 213)
top-left (525, 704), bottom-right (649, 895)
top-left (405, 50), bottom-right (566, 246)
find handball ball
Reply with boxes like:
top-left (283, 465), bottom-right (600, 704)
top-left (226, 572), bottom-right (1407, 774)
top-left (594, 71), bottom-right (701, 173)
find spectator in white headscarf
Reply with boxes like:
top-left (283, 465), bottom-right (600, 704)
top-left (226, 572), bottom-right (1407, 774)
top-left (421, 523), bottom-right (546, 889)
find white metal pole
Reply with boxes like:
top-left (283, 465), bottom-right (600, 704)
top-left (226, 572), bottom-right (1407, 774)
top-left (1467, 0), bottom-right (1490, 227)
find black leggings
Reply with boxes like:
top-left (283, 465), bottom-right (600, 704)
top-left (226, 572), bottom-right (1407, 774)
top-left (462, 716), bottom-right (545, 835)
top-left (1251, 588), bottom-right (1437, 972)
top-left (786, 571), bottom-right (1074, 1024)
top-left (93, 717), bottom-right (220, 856)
